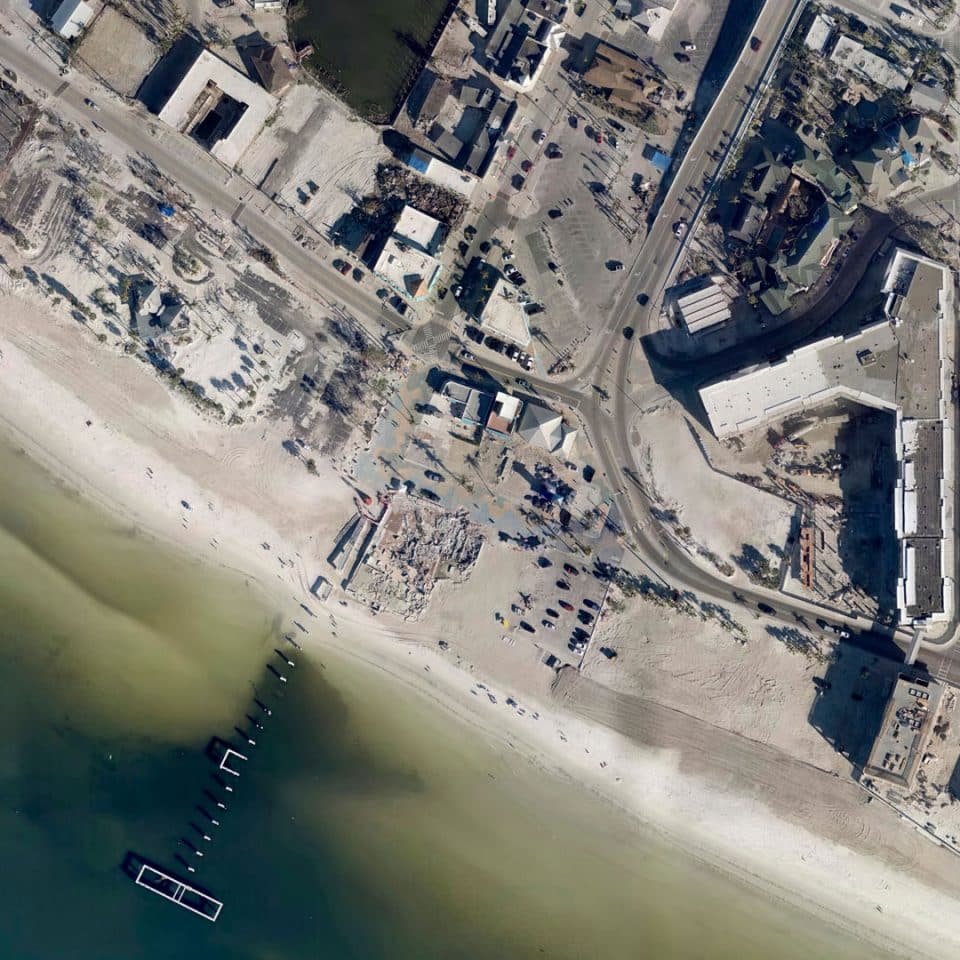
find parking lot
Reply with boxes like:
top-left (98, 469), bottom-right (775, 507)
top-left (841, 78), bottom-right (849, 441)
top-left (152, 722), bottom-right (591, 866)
top-left (506, 545), bottom-right (612, 668)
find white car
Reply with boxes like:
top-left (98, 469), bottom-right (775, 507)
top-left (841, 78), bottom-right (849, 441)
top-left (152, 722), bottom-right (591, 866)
top-left (680, 41), bottom-right (697, 52)
top-left (673, 219), bottom-right (688, 239)
top-left (533, 129), bottom-right (546, 144)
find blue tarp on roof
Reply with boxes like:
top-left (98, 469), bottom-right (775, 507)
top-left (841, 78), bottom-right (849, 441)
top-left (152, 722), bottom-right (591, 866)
top-left (650, 149), bottom-right (672, 173)
top-left (406, 150), bottom-right (430, 174)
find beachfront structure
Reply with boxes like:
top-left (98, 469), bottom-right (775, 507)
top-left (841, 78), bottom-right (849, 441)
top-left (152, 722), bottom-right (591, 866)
top-left (847, 115), bottom-right (939, 202)
top-left (910, 81), bottom-right (949, 115)
top-left (371, 205), bottom-right (445, 300)
top-left (583, 42), bottom-right (666, 116)
top-left (674, 281), bottom-right (731, 335)
top-left (155, 49), bottom-right (276, 168)
top-left (487, 391), bottom-right (522, 437)
top-left (50, 0), bottom-right (93, 39)
top-left (250, 0), bottom-right (283, 10)
top-left (830, 36), bottom-right (910, 92)
top-left (612, 0), bottom-right (676, 40)
top-left (863, 674), bottom-right (943, 791)
top-left (700, 248), bottom-right (953, 627)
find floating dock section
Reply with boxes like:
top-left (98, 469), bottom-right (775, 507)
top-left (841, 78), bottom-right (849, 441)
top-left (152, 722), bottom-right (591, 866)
top-left (134, 863), bottom-right (223, 921)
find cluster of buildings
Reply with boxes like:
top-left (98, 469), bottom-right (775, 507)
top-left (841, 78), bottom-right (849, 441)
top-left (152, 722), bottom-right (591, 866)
top-left (849, 115), bottom-right (939, 202)
top-left (700, 248), bottom-right (953, 629)
top-left (441, 381), bottom-right (577, 456)
top-left (485, 0), bottom-right (568, 93)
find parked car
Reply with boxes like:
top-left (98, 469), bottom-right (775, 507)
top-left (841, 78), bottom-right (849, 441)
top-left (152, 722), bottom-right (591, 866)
top-left (548, 208), bottom-right (564, 219)
top-left (419, 487), bottom-right (440, 502)
top-left (582, 465), bottom-right (595, 483)
top-left (533, 129), bottom-right (546, 143)
top-left (674, 52), bottom-right (690, 63)
top-left (673, 219), bottom-right (689, 239)
top-left (537, 556), bottom-right (553, 568)
top-left (556, 579), bottom-right (570, 590)
top-left (521, 159), bottom-right (533, 172)
top-left (623, 326), bottom-right (634, 340)
top-left (564, 563), bottom-right (580, 576)
top-left (578, 610), bottom-right (594, 625)
top-left (545, 608), bottom-right (559, 619)
top-left (569, 114), bottom-right (579, 128)
top-left (465, 325), bottom-right (484, 343)
top-left (600, 647), bottom-right (618, 660)
top-left (606, 260), bottom-right (624, 272)
top-left (559, 599), bottom-right (575, 612)
top-left (636, 292), bottom-right (649, 305)
top-left (542, 620), bottom-right (556, 630)
top-left (424, 470), bottom-right (445, 482)
top-left (333, 259), bottom-right (350, 275)
top-left (484, 335), bottom-right (505, 352)
top-left (680, 40), bottom-right (697, 51)
top-left (750, 36), bottom-right (762, 51)
top-left (506, 145), bottom-right (517, 159)
top-left (546, 144), bottom-right (563, 159)
top-left (352, 268), bottom-right (364, 282)
top-left (583, 598), bottom-right (599, 610)
top-left (84, 98), bottom-right (99, 110)
top-left (452, 284), bottom-right (463, 298)
top-left (594, 131), bottom-right (603, 144)
top-left (519, 620), bottom-right (536, 633)
top-left (607, 118), bottom-right (625, 132)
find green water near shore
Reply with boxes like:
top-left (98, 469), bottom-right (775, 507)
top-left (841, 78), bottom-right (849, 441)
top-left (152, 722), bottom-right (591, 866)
top-left (0, 438), bottom-right (901, 959)
top-left (288, 0), bottom-right (450, 120)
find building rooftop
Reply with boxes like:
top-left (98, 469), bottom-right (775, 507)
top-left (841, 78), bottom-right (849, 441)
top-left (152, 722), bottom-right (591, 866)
top-left (442, 381), bottom-right (493, 425)
top-left (910, 81), bottom-right (948, 114)
top-left (517, 402), bottom-right (576, 455)
top-left (250, 45), bottom-right (294, 96)
top-left (373, 236), bottom-right (442, 299)
top-left (51, 0), bottom-right (93, 39)
top-left (393, 205), bottom-right (445, 256)
top-left (480, 276), bottom-right (532, 346)
top-left (864, 674), bottom-right (943, 790)
top-left (487, 391), bottom-right (522, 435)
top-left (156, 49), bottom-right (276, 167)
top-left (675, 282), bottom-right (731, 335)
top-left (804, 12), bottom-right (835, 54)
top-left (830, 36), bottom-right (910, 92)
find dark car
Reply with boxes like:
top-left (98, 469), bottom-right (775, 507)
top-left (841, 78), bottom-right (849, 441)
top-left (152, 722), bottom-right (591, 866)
top-left (607, 119), bottom-right (626, 132)
top-left (578, 610), bottom-right (594, 625)
top-left (521, 159), bottom-right (533, 173)
top-left (623, 326), bottom-right (634, 340)
top-left (583, 598), bottom-right (599, 610)
top-left (636, 292), bottom-right (649, 305)
top-left (424, 470), bottom-right (444, 482)
top-left (479, 240), bottom-right (492, 254)
top-left (750, 36), bottom-right (762, 51)
top-left (563, 563), bottom-right (580, 576)
top-left (606, 260), bottom-right (624, 271)
top-left (419, 487), bottom-right (440, 502)
top-left (568, 115), bottom-right (579, 128)
top-left (556, 579), bottom-right (570, 590)
top-left (465, 325), bottom-right (484, 343)
top-left (674, 52), bottom-right (690, 63)
top-left (571, 627), bottom-right (589, 641)
top-left (583, 465), bottom-right (595, 483)
top-left (548, 208), bottom-right (564, 220)
top-left (519, 620), bottom-right (536, 633)
top-left (537, 556), bottom-right (553, 568)
top-left (352, 268), bottom-right (364, 282)
top-left (757, 602), bottom-right (775, 615)
top-left (333, 259), bottom-right (350, 275)
top-left (484, 335), bottom-right (505, 352)
top-left (559, 600), bottom-right (575, 612)
top-left (545, 608), bottom-right (559, 619)
top-left (600, 647), bottom-right (618, 659)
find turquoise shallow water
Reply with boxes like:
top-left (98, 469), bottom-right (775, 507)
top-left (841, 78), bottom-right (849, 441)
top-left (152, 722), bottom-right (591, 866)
top-left (0, 439), bottom-right (899, 959)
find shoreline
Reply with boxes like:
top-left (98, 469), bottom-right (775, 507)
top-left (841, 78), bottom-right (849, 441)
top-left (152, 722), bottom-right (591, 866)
top-left (2, 305), bottom-right (960, 957)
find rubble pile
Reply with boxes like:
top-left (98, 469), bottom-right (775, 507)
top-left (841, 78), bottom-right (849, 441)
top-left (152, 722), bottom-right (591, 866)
top-left (350, 497), bottom-right (484, 618)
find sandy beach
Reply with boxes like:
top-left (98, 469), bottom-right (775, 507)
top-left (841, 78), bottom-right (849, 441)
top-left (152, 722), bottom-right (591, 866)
top-left (3, 293), bottom-right (960, 958)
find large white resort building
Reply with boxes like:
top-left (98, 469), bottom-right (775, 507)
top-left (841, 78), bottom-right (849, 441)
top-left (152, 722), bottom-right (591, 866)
top-left (700, 249), bottom-right (955, 629)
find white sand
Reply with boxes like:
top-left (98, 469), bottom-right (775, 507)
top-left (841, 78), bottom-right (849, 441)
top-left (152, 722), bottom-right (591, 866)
top-left (3, 294), bottom-right (960, 958)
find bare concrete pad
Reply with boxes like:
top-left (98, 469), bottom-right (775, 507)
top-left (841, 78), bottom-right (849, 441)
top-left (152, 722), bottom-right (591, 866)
top-left (79, 7), bottom-right (158, 97)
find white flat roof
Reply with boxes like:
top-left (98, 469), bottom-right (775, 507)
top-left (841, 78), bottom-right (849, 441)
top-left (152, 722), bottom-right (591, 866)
top-left (394, 206), bottom-right (444, 255)
top-left (373, 236), bottom-right (441, 298)
top-left (700, 322), bottom-right (899, 437)
top-left (51, 0), bottom-right (93, 38)
top-left (482, 277), bottom-right (531, 346)
top-left (830, 36), bottom-right (909, 91)
top-left (158, 50), bottom-right (276, 168)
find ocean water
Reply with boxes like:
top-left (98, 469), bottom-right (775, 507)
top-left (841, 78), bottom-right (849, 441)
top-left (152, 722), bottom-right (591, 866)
top-left (0, 439), bottom-right (899, 960)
